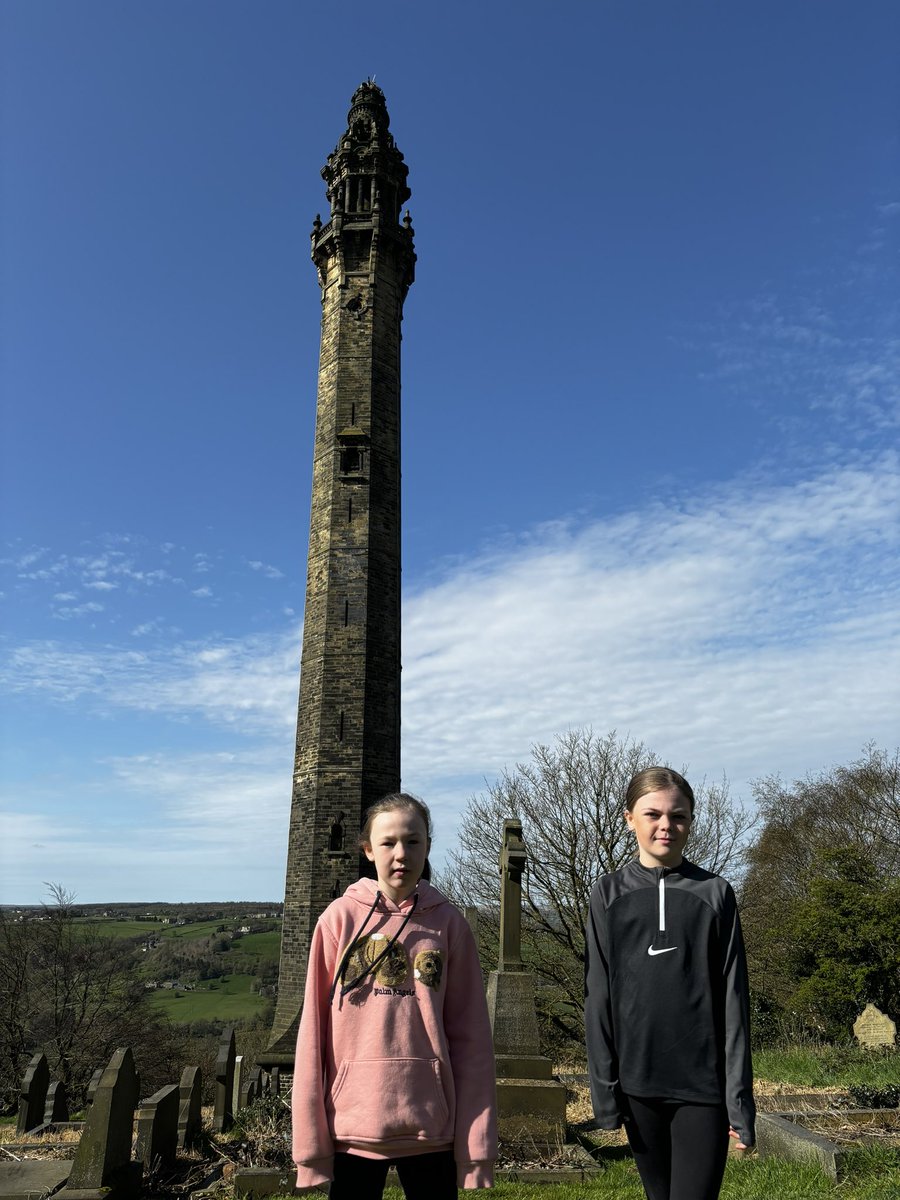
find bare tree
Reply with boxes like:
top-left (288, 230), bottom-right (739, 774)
top-left (0, 884), bottom-right (185, 1110)
top-left (442, 728), bottom-right (756, 1047)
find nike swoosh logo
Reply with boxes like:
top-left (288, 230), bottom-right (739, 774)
top-left (647, 946), bottom-right (677, 956)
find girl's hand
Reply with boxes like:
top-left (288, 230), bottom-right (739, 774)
top-left (728, 1126), bottom-right (749, 1151)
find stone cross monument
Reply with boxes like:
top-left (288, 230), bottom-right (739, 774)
top-left (262, 83), bottom-right (416, 1067)
top-left (499, 819), bottom-right (526, 971)
top-left (486, 820), bottom-right (567, 1143)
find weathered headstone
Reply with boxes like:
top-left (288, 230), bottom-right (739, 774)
top-left (61, 1047), bottom-right (142, 1200)
top-left (16, 1052), bottom-right (50, 1136)
top-left (270, 1067), bottom-right (281, 1097)
top-left (86, 1067), bottom-right (103, 1108)
top-left (177, 1066), bottom-right (203, 1150)
top-left (854, 1003), bottom-right (896, 1049)
top-left (44, 1080), bottom-right (70, 1125)
top-left (485, 820), bottom-right (567, 1144)
top-left (213, 1028), bottom-right (236, 1133)
top-left (232, 1054), bottom-right (244, 1114)
top-left (239, 1066), bottom-right (262, 1111)
top-left (135, 1084), bottom-right (179, 1171)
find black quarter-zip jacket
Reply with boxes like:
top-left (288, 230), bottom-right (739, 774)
top-left (584, 858), bottom-right (756, 1147)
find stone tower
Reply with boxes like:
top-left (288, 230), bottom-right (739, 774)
top-left (263, 83), bottom-right (415, 1065)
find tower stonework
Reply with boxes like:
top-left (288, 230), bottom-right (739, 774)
top-left (263, 83), bottom-right (415, 1064)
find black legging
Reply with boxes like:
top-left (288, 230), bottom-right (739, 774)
top-left (329, 1149), bottom-right (456, 1200)
top-left (623, 1096), bottom-right (730, 1200)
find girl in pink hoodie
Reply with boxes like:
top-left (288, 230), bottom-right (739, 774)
top-left (292, 793), bottom-right (497, 1198)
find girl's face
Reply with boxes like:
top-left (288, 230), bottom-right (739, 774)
top-left (363, 808), bottom-right (430, 903)
top-left (625, 786), bottom-right (692, 868)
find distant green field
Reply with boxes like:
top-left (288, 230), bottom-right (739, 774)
top-left (146, 974), bottom-right (268, 1023)
top-left (160, 920), bottom-right (232, 941)
top-left (233, 930), bottom-right (281, 961)
top-left (74, 919), bottom-right (160, 938)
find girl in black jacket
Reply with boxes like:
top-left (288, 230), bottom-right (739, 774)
top-left (584, 767), bottom-right (755, 1200)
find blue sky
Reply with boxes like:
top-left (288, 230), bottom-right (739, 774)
top-left (2, 2), bottom-right (899, 903)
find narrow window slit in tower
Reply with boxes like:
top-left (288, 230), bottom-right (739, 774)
top-left (348, 497), bottom-right (353, 523)
top-left (338, 710), bottom-right (344, 741)
top-left (343, 599), bottom-right (349, 626)
top-left (351, 403), bottom-right (356, 424)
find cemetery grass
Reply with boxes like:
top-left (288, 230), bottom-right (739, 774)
top-left (754, 1043), bottom-right (898, 1090)
top-left (374, 1152), bottom-right (900, 1198)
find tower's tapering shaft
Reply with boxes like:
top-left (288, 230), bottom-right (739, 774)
top-left (264, 84), bottom-right (415, 1062)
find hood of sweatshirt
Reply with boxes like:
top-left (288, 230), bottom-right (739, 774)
top-left (341, 876), bottom-right (451, 915)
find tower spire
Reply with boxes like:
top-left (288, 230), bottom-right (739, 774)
top-left (262, 85), bottom-right (415, 1064)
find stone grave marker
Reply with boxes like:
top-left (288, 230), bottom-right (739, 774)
top-left (61, 1047), bottom-right (142, 1200)
top-left (16, 1052), bottom-right (50, 1136)
top-left (854, 1003), bottom-right (896, 1048)
top-left (213, 1028), bottom-right (236, 1133)
top-left (177, 1066), bottom-right (203, 1150)
top-left (239, 1066), bottom-right (262, 1111)
top-left (485, 819), bottom-right (567, 1144)
top-left (232, 1055), bottom-right (244, 1115)
top-left (135, 1084), bottom-right (179, 1171)
top-left (86, 1068), bottom-right (103, 1108)
top-left (45, 1080), bottom-right (70, 1125)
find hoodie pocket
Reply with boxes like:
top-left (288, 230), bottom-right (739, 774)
top-left (330, 1057), bottom-right (452, 1143)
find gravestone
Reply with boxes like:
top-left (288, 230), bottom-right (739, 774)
top-left (232, 1055), bottom-right (244, 1114)
top-left (213, 1028), bottom-right (236, 1133)
top-left (485, 820), bottom-right (567, 1144)
top-left (86, 1068), bottom-right (103, 1108)
top-left (270, 1067), bottom-right (281, 1097)
top-left (45, 1080), bottom-right (70, 1125)
top-left (853, 1003), bottom-right (896, 1048)
top-left (177, 1066), bottom-right (203, 1150)
top-left (61, 1047), bottom-right (142, 1200)
top-left (16, 1052), bottom-right (50, 1136)
top-left (135, 1084), bottom-right (179, 1170)
top-left (239, 1067), bottom-right (262, 1111)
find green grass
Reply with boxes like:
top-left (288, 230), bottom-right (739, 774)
top-left (754, 1043), bottom-right (899, 1090)
top-left (73, 918), bottom-right (161, 938)
top-left (145, 973), bottom-right (268, 1022)
top-left (232, 930), bottom-right (281, 961)
top-left (379, 1152), bottom-right (900, 1198)
top-left (158, 919), bottom-right (233, 941)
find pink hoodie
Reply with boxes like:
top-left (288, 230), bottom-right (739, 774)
top-left (292, 878), bottom-right (497, 1190)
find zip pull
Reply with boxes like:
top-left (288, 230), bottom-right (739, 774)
top-left (658, 875), bottom-right (666, 934)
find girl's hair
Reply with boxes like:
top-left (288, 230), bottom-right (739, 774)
top-left (625, 767), bottom-right (696, 815)
top-left (359, 792), bottom-right (433, 880)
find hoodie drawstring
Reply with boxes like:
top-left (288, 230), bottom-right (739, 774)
top-left (328, 890), bottom-right (420, 1002)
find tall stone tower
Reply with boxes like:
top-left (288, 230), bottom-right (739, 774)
top-left (263, 83), bottom-right (415, 1065)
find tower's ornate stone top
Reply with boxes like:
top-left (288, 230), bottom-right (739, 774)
top-left (348, 80), bottom-right (390, 131)
top-left (320, 83), bottom-right (410, 225)
top-left (312, 83), bottom-right (415, 296)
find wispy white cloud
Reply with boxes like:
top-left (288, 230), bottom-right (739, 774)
top-left (248, 560), bottom-right (285, 579)
top-left (3, 457), bottom-right (898, 900)
top-left (52, 601), bottom-right (104, 621)
top-left (400, 456), bottom-right (900, 827)
top-left (191, 586), bottom-right (213, 599)
top-left (2, 628), bottom-right (299, 732)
